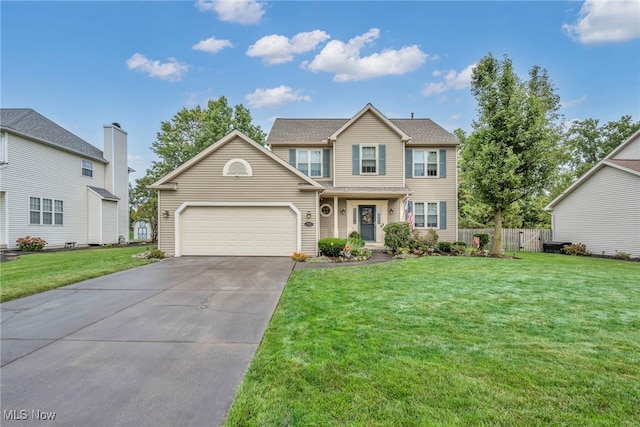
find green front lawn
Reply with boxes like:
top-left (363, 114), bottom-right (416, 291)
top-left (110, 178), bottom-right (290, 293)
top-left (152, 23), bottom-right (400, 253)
top-left (0, 246), bottom-right (155, 302)
top-left (226, 253), bottom-right (640, 426)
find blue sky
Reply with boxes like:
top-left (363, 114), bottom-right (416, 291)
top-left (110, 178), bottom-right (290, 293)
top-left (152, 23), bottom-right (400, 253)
top-left (2, 0), bottom-right (639, 182)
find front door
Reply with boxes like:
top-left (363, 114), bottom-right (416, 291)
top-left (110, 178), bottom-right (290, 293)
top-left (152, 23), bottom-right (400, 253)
top-left (359, 205), bottom-right (376, 241)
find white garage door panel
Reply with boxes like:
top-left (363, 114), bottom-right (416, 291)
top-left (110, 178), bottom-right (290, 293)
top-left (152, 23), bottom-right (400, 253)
top-left (181, 206), bottom-right (297, 256)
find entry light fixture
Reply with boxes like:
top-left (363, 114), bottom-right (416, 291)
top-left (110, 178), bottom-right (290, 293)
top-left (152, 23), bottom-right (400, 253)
top-left (306, 211), bottom-right (312, 219)
top-left (341, 208), bottom-right (346, 215)
top-left (162, 210), bottom-right (169, 218)
top-left (389, 208), bottom-right (394, 215)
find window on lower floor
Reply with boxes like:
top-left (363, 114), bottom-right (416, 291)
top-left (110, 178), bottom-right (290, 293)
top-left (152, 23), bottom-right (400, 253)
top-left (414, 202), bottom-right (438, 228)
top-left (29, 197), bottom-right (63, 225)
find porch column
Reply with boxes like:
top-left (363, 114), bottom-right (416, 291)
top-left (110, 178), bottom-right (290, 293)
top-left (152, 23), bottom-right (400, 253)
top-left (333, 196), bottom-right (339, 238)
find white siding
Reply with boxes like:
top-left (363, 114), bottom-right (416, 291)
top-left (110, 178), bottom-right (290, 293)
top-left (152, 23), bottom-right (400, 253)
top-left (0, 133), bottom-right (107, 249)
top-left (553, 166), bottom-right (640, 257)
top-left (102, 200), bottom-right (118, 244)
top-left (0, 191), bottom-right (6, 248)
top-left (613, 134), bottom-right (640, 159)
top-left (87, 192), bottom-right (101, 244)
top-left (103, 125), bottom-right (130, 242)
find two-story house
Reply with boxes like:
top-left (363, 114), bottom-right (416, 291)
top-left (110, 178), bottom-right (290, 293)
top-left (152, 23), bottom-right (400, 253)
top-left (151, 104), bottom-right (458, 257)
top-left (0, 109), bottom-right (131, 250)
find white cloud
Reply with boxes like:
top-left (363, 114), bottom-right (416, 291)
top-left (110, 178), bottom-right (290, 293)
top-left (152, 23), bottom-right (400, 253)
top-left (195, 0), bottom-right (265, 25)
top-left (561, 95), bottom-right (588, 109)
top-left (302, 28), bottom-right (431, 82)
top-left (126, 53), bottom-right (189, 81)
top-left (562, 0), bottom-right (640, 44)
top-left (421, 63), bottom-right (476, 97)
top-left (192, 37), bottom-right (233, 53)
top-left (247, 30), bottom-right (330, 64)
top-left (449, 113), bottom-right (462, 121)
top-left (245, 85), bottom-right (311, 109)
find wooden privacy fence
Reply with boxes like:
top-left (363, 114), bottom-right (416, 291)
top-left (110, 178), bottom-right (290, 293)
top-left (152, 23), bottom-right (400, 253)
top-left (458, 229), bottom-right (553, 252)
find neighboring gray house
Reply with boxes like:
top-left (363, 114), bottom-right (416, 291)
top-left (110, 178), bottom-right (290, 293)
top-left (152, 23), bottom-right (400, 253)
top-left (545, 128), bottom-right (640, 258)
top-left (0, 109), bottom-right (131, 249)
top-left (151, 104), bottom-right (459, 257)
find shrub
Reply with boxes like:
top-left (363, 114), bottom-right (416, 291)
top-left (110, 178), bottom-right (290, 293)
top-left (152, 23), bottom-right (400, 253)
top-left (147, 248), bottom-right (165, 259)
top-left (562, 243), bottom-right (590, 256)
top-left (16, 236), bottom-right (47, 252)
top-left (383, 222), bottom-right (412, 252)
top-left (451, 244), bottom-right (468, 255)
top-left (473, 233), bottom-right (490, 249)
top-left (614, 250), bottom-right (631, 260)
top-left (291, 252), bottom-right (308, 262)
top-left (436, 241), bottom-right (453, 253)
top-left (453, 241), bottom-right (467, 247)
top-left (348, 230), bottom-right (362, 240)
top-left (345, 237), bottom-right (365, 256)
top-left (318, 237), bottom-right (347, 257)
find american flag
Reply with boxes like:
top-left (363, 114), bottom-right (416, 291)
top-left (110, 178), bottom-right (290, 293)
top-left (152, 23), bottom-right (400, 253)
top-left (405, 200), bottom-right (414, 229)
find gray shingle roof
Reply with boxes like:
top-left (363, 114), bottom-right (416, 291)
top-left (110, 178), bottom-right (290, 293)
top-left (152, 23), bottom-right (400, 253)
top-left (0, 108), bottom-right (106, 161)
top-left (267, 117), bottom-right (458, 145)
top-left (87, 186), bottom-right (120, 201)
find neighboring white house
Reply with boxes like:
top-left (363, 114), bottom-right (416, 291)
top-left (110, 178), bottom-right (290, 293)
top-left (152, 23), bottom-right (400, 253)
top-left (545, 128), bottom-right (640, 258)
top-left (132, 219), bottom-right (152, 241)
top-left (0, 109), bottom-right (131, 249)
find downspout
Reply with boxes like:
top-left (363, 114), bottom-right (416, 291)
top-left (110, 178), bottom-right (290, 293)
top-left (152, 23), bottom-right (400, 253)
top-left (333, 195), bottom-right (339, 238)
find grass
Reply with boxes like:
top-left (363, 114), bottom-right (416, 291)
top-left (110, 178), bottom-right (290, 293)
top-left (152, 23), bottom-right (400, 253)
top-left (0, 245), bottom-right (155, 302)
top-left (226, 252), bottom-right (640, 426)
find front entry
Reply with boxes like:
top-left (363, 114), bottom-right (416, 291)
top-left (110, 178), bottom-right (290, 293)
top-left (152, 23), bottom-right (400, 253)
top-left (359, 205), bottom-right (376, 241)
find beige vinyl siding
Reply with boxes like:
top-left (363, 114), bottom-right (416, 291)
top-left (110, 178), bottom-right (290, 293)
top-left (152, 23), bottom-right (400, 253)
top-left (271, 146), bottom-right (291, 163)
top-left (613, 135), bottom-right (639, 159)
top-left (552, 166), bottom-right (640, 257)
top-left (334, 111), bottom-right (404, 187)
top-left (0, 133), bottom-right (106, 249)
top-left (407, 146), bottom-right (458, 242)
top-left (158, 136), bottom-right (318, 256)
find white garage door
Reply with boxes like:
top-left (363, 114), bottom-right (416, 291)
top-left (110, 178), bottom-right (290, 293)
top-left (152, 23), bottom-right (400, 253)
top-left (180, 205), bottom-right (298, 256)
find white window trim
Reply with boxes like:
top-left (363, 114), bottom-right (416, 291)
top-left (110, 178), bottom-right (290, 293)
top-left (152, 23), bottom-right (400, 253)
top-left (296, 149), bottom-right (323, 178)
top-left (320, 203), bottom-right (332, 217)
top-left (413, 201), bottom-right (439, 229)
top-left (222, 158), bottom-right (253, 176)
top-left (0, 131), bottom-right (8, 165)
top-left (360, 144), bottom-right (378, 175)
top-left (29, 196), bottom-right (64, 226)
top-left (412, 149), bottom-right (438, 178)
top-left (81, 158), bottom-right (94, 178)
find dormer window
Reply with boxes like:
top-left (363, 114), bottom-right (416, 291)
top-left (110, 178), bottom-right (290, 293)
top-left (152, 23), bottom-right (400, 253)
top-left (223, 158), bottom-right (253, 176)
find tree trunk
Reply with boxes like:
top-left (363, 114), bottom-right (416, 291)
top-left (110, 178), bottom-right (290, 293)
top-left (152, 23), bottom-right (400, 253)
top-left (492, 208), bottom-right (503, 254)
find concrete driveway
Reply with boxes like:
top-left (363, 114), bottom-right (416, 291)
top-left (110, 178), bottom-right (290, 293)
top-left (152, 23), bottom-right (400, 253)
top-left (1, 256), bottom-right (295, 426)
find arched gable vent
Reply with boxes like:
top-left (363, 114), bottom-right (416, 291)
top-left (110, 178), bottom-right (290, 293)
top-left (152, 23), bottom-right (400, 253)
top-left (223, 158), bottom-right (253, 177)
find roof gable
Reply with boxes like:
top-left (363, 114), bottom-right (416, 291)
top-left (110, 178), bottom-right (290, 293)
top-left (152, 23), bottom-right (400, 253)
top-left (329, 103), bottom-right (410, 142)
top-left (150, 130), bottom-right (323, 189)
top-left (0, 108), bottom-right (106, 162)
top-left (266, 104), bottom-right (459, 145)
top-left (545, 129), bottom-right (640, 210)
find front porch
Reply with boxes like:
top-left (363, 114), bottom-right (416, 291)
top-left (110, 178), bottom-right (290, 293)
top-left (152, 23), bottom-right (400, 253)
top-left (318, 186), bottom-right (411, 245)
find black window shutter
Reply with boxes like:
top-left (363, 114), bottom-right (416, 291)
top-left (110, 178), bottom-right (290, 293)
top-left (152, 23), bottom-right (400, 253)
top-left (323, 149), bottom-right (330, 177)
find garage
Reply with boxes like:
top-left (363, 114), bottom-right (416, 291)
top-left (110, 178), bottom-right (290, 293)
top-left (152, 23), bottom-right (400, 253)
top-left (179, 204), bottom-right (298, 256)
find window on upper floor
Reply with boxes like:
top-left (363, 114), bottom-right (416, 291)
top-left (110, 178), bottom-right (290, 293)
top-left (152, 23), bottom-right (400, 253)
top-left (297, 150), bottom-right (322, 177)
top-left (289, 149), bottom-right (329, 178)
top-left (81, 159), bottom-right (93, 178)
top-left (361, 145), bottom-right (377, 174)
top-left (413, 150), bottom-right (438, 177)
top-left (410, 200), bottom-right (447, 230)
top-left (29, 197), bottom-right (64, 225)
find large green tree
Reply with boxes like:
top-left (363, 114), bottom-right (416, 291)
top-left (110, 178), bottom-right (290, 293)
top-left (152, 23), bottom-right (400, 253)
top-left (460, 53), bottom-right (562, 253)
top-left (130, 97), bottom-right (266, 242)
